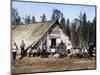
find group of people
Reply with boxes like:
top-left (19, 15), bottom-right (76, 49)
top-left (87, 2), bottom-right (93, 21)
top-left (12, 40), bottom-right (95, 60)
top-left (27, 45), bottom-right (48, 58)
top-left (12, 40), bottom-right (25, 60)
top-left (67, 43), bottom-right (95, 59)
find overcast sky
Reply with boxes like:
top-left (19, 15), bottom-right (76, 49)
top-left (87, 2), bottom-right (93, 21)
top-left (12, 1), bottom-right (96, 22)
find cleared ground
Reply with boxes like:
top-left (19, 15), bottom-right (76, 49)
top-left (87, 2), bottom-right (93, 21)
top-left (12, 56), bottom-right (96, 74)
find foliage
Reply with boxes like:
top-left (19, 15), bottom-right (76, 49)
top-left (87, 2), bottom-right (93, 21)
top-left (31, 16), bottom-right (35, 23)
top-left (70, 12), bottom-right (96, 47)
top-left (41, 14), bottom-right (46, 22)
top-left (12, 8), bottom-right (21, 25)
top-left (51, 9), bottom-right (62, 21)
top-left (23, 15), bottom-right (31, 24)
top-left (66, 18), bottom-right (71, 38)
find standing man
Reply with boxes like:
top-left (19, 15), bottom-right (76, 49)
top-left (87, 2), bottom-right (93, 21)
top-left (12, 42), bottom-right (18, 60)
top-left (19, 40), bottom-right (25, 60)
top-left (88, 43), bottom-right (94, 58)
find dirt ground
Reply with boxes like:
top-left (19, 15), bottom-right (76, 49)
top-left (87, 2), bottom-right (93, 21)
top-left (12, 56), bottom-right (96, 74)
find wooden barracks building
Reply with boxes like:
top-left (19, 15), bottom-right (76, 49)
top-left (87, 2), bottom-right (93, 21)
top-left (12, 20), bottom-right (72, 54)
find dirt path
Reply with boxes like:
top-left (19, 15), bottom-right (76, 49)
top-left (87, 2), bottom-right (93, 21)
top-left (12, 56), bottom-right (96, 74)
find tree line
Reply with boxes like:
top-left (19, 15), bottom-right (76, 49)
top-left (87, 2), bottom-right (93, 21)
top-left (12, 8), bottom-right (96, 47)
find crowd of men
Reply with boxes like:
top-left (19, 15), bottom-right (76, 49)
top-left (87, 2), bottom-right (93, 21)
top-left (12, 40), bottom-right (96, 61)
top-left (67, 45), bottom-right (95, 59)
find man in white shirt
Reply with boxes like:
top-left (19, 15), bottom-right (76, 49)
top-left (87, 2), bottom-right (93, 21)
top-left (12, 42), bottom-right (18, 60)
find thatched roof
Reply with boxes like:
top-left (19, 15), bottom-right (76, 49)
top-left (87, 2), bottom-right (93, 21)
top-left (12, 21), bottom-right (58, 50)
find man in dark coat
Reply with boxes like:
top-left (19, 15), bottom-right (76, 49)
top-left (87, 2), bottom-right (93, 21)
top-left (19, 40), bottom-right (25, 60)
top-left (88, 43), bottom-right (94, 58)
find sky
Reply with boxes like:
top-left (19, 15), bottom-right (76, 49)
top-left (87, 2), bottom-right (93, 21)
top-left (12, 1), bottom-right (96, 22)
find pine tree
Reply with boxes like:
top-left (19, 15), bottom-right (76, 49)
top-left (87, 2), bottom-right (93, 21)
top-left (60, 13), bottom-right (65, 28)
top-left (51, 9), bottom-right (62, 21)
top-left (41, 14), bottom-right (46, 22)
top-left (31, 16), bottom-right (35, 23)
top-left (12, 8), bottom-right (21, 25)
top-left (66, 18), bottom-right (71, 38)
top-left (23, 15), bottom-right (31, 24)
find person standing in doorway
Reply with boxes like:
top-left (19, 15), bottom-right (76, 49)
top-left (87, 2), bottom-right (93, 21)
top-left (12, 42), bottom-right (18, 60)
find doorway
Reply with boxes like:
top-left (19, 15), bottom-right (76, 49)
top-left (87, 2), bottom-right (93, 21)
top-left (51, 38), bottom-right (56, 48)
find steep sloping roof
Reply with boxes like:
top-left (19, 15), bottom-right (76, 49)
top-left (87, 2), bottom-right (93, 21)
top-left (12, 21), bottom-right (57, 50)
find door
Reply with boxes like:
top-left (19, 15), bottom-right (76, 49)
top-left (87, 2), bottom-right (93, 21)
top-left (51, 38), bottom-right (56, 48)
